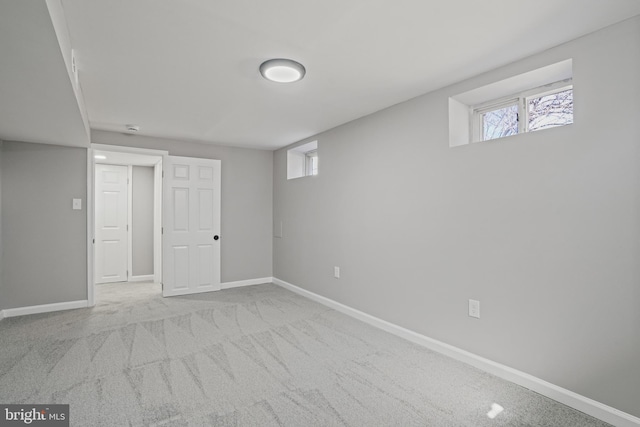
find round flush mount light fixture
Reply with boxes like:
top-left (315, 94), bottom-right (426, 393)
top-left (259, 58), bottom-right (306, 83)
top-left (126, 124), bottom-right (140, 133)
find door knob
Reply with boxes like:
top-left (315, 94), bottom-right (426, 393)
top-left (214, 235), bottom-right (219, 240)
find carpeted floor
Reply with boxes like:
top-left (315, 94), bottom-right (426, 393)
top-left (0, 282), bottom-right (610, 426)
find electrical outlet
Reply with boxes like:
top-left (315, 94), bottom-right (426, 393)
top-left (334, 266), bottom-right (340, 279)
top-left (468, 299), bottom-right (480, 318)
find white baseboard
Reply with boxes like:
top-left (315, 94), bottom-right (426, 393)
top-left (163, 277), bottom-right (272, 297)
top-left (1, 300), bottom-right (89, 318)
top-left (222, 277), bottom-right (273, 290)
top-left (272, 277), bottom-right (640, 427)
top-left (0, 310), bottom-right (5, 320)
top-left (128, 274), bottom-right (154, 283)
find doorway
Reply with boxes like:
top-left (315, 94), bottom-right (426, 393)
top-left (88, 144), bottom-right (166, 305)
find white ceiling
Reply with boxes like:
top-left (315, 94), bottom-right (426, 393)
top-left (2, 1), bottom-right (640, 150)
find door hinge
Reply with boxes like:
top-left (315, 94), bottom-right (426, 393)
top-left (92, 239), bottom-right (95, 244)
top-left (162, 171), bottom-right (164, 178)
top-left (127, 224), bottom-right (129, 231)
top-left (161, 227), bottom-right (164, 234)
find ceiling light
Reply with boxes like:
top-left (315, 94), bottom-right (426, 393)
top-left (126, 124), bottom-right (140, 132)
top-left (259, 58), bottom-right (306, 83)
top-left (94, 155), bottom-right (106, 160)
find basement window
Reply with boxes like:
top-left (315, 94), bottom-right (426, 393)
top-left (527, 86), bottom-right (573, 132)
top-left (472, 81), bottom-right (573, 142)
top-left (305, 149), bottom-right (318, 176)
top-left (449, 59), bottom-right (573, 147)
top-left (476, 100), bottom-right (519, 141)
top-left (287, 140), bottom-right (318, 179)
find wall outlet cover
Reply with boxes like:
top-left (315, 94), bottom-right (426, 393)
top-left (469, 299), bottom-right (480, 318)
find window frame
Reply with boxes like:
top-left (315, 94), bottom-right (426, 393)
top-left (287, 140), bottom-right (318, 180)
top-left (471, 78), bottom-right (573, 143)
top-left (473, 98), bottom-right (521, 143)
top-left (305, 149), bottom-right (318, 176)
top-left (522, 82), bottom-right (573, 133)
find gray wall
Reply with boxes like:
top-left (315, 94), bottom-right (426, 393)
top-left (0, 141), bottom-right (3, 310)
top-left (1, 141), bottom-right (87, 309)
top-left (273, 18), bottom-right (640, 417)
top-left (92, 131), bottom-right (273, 283)
top-left (132, 166), bottom-right (154, 276)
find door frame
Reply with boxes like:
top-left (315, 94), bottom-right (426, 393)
top-left (87, 144), bottom-right (168, 306)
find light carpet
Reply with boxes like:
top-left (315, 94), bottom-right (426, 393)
top-left (0, 282), bottom-right (610, 426)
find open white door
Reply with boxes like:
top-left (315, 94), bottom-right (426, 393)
top-left (163, 156), bottom-right (221, 296)
top-left (95, 164), bottom-right (128, 283)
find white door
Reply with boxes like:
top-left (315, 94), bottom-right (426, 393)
top-left (163, 156), bottom-right (221, 296)
top-left (95, 164), bottom-right (128, 283)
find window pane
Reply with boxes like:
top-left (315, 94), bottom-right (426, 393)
top-left (305, 151), bottom-right (318, 176)
top-left (528, 88), bottom-right (573, 132)
top-left (482, 104), bottom-right (518, 141)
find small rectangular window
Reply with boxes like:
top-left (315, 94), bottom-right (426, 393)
top-left (449, 59), bottom-right (573, 147)
top-left (305, 150), bottom-right (318, 176)
top-left (526, 87), bottom-right (573, 132)
top-left (479, 102), bottom-right (519, 141)
top-left (472, 80), bottom-right (573, 143)
top-left (287, 140), bottom-right (318, 180)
